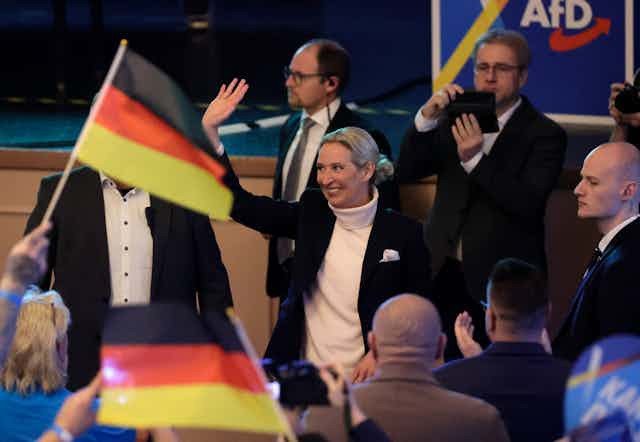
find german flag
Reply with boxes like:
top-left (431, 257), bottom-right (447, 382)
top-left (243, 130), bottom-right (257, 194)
top-left (76, 41), bottom-right (232, 219)
top-left (98, 303), bottom-right (287, 434)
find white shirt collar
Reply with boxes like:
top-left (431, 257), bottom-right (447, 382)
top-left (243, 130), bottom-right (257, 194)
top-left (599, 215), bottom-right (639, 252)
top-left (497, 97), bottom-right (521, 129)
top-left (99, 171), bottom-right (140, 195)
top-left (302, 97), bottom-right (342, 128)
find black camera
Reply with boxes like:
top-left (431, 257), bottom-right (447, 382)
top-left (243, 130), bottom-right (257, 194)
top-left (614, 84), bottom-right (640, 114)
top-left (262, 359), bottom-right (330, 407)
top-left (614, 69), bottom-right (640, 114)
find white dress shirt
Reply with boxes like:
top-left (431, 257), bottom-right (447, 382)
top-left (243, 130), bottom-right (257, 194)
top-left (281, 97), bottom-right (341, 200)
top-left (100, 173), bottom-right (153, 306)
top-left (599, 215), bottom-right (640, 252)
top-left (414, 97), bottom-right (522, 173)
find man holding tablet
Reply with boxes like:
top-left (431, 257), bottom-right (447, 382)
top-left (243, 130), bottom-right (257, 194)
top-left (397, 29), bottom-right (567, 357)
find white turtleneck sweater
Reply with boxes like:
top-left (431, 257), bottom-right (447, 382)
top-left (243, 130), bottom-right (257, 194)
top-left (304, 188), bottom-right (379, 374)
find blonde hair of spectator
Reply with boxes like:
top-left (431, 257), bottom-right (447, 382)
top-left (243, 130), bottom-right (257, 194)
top-left (1, 287), bottom-right (70, 394)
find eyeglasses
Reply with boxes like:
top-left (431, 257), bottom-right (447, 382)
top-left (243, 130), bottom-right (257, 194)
top-left (283, 66), bottom-right (328, 85)
top-left (474, 63), bottom-right (522, 76)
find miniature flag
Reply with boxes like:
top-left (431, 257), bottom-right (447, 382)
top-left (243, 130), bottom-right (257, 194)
top-left (77, 41), bottom-right (232, 219)
top-left (98, 303), bottom-right (287, 434)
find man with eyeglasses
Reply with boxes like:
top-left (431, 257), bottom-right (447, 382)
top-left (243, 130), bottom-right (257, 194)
top-left (267, 39), bottom-right (398, 302)
top-left (397, 29), bottom-right (567, 359)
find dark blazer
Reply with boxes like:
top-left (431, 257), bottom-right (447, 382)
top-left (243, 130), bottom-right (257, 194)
top-left (397, 96), bottom-right (567, 301)
top-left (25, 167), bottom-right (233, 390)
top-left (267, 103), bottom-right (400, 299)
top-left (225, 167), bottom-right (431, 362)
top-left (435, 342), bottom-right (572, 442)
top-left (553, 217), bottom-right (640, 361)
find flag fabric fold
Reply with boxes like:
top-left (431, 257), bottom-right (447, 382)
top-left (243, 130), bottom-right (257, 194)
top-left (98, 303), bottom-right (286, 434)
top-left (77, 45), bottom-right (232, 219)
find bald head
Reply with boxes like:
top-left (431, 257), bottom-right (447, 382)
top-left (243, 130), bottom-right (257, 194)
top-left (372, 294), bottom-right (442, 359)
top-left (586, 142), bottom-right (640, 182)
top-left (575, 142), bottom-right (640, 233)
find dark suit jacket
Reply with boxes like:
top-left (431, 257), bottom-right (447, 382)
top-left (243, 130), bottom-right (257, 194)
top-left (267, 103), bottom-right (400, 298)
top-left (226, 175), bottom-right (430, 362)
top-left (435, 342), bottom-right (572, 442)
top-left (553, 217), bottom-right (640, 361)
top-left (25, 167), bottom-right (233, 390)
top-left (397, 96), bottom-right (567, 301)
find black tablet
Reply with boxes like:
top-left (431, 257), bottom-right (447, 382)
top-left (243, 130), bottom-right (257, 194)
top-left (446, 91), bottom-right (500, 133)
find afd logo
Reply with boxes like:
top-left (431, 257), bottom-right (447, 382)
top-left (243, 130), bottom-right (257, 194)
top-left (520, 0), bottom-right (610, 52)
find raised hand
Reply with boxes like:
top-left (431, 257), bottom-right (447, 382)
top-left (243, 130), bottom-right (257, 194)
top-left (1, 221), bottom-right (51, 293)
top-left (202, 78), bottom-right (249, 130)
top-left (420, 83), bottom-right (465, 120)
top-left (452, 113), bottom-right (484, 163)
top-left (454, 311), bottom-right (483, 358)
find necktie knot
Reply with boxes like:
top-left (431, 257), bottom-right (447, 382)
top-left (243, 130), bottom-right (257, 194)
top-left (301, 117), bottom-right (315, 132)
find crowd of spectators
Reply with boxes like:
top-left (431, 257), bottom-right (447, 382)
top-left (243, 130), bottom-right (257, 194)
top-left (1, 27), bottom-right (639, 442)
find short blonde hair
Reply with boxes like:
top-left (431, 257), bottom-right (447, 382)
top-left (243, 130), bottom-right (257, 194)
top-left (1, 287), bottom-right (70, 394)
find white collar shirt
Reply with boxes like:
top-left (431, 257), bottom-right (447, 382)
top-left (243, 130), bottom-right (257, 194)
top-left (100, 172), bottom-right (153, 306)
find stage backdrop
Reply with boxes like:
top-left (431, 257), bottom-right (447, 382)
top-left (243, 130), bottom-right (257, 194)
top-left (431, 0), bottom-right (635, 125)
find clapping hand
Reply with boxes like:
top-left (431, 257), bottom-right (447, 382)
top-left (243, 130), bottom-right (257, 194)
top-left (454, 311), bottom-right (483, 358)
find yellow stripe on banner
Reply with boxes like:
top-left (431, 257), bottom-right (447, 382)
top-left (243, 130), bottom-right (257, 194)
top-left (98, 384), bottom-right (285, 434)
top-left (78, 124), bottom-right (232, 220)
top-left (433, 0), bottom-right (510, 92)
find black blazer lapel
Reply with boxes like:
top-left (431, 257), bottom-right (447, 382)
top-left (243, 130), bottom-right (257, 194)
top-left (359, 207), bottom-right (389, 292)
top-left (83, 170), bottom-right (112, 293)
top-left (486, 98), bottom-right (532, 161)
top-left (149, 196), bottom-right (173, 299)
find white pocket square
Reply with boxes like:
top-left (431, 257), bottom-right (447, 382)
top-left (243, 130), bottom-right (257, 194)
top-left (379, 249), bottom-right (400, 263)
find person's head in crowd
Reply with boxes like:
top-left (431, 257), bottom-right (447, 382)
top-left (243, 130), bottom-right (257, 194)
top-left (316, 127), bottom-right (380, 209)
top-left (1, 287), bottom-right (70, 394)
top-left (484, 258), bottom-right (549, 343)
top-left (368, 294), bottom-right (446, 367)
top-left (284, 39), bottom-right (350, 114)
top-left (472, 29), bottom-right (529, 114)
top-left (574, 141), bottom-right (640, 235)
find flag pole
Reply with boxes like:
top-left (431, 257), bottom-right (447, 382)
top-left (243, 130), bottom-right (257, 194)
top-left (225, 308), bottom-right (297, 442)
top-left (40, 39), bottom-right (130, 225)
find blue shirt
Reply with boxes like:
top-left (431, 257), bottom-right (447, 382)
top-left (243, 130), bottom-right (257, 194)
top-left (0, 387), bottom-right (135, 442)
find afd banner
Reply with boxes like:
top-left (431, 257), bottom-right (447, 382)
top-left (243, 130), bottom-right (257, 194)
top-left (432, 0), bottom-right (635, 124)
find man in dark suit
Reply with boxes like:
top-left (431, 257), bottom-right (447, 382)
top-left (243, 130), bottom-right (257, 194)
top-left (25, 168), bottom-right (233, 390)
top-left (396, 29), bottom-right (567, 356)
top-left (435, 258), bottom-right (571, 442)
top-left (268, 38), bottom-right (398, 301)
top-left (304, 294), bottom-right (510, 442)
top-left (553, 142), bottom-right (640, 361)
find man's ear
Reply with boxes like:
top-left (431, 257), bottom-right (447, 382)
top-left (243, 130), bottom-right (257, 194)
top-left (518, 68), bottom-right (528, 89)
top-left (486, 306), bottom-right (497, 334)
top-left (368, 331), bottom-right (378, 361)
top-left (324, 75), bottom-right (339, 95)
top-left (622, 180), bottom-right (637, 201)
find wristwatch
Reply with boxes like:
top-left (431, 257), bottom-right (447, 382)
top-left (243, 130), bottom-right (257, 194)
top-left (50, 423), bottom-right (73, 442)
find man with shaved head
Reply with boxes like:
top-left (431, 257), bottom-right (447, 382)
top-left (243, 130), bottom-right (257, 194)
top-left (553, 142), bottom-right (640, 361)
top-left (304, 294), bottom-right (509, 442)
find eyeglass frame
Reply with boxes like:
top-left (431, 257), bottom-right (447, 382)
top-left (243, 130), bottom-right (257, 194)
top-left (283, 66), bottom-right (334, 85)
top-left (473, 62), bottom-right (524, 76)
